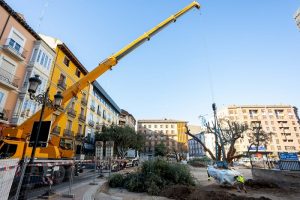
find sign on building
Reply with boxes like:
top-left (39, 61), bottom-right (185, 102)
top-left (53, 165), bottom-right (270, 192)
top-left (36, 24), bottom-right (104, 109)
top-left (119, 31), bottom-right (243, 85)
top-left (95, 141), bottom-right (103, 160)
top-left (279, 152), bottom-right (298, 161)
top-left (105, 141), bottom-right (114, 158)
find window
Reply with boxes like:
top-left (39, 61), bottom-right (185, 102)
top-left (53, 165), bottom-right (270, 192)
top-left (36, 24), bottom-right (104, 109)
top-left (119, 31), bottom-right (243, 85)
top-left (76, 68), bottom-right (81, 78)
top-left (31, 48), bottom-right (38, 62)
top-left (166, 125), bottom-right (168, 128)
top-left (276, 139), bottom-right (279, 144)
top-left (271, 121), bottom-right (274, 125)
top-left (1, 57), bottom-right (16, 74)
top-left (288, 140), bottom-right (293, 142)
top-left (78, 124), bottom-right (82, 134)
top-left (277, 146), bottom-right (281, 151)
top-left (272, 127), bottom-right (276, 131)
top-left (63, 57), bottom-right (70, 67)
top-left (40, 52), bottom-right (45, 65)
top-left (160, 125), bottom-right (163, 128)
top-left (66, 120), bottom-right (72, 130)
top-left (154, 125), bottom-right (157, 128)
top-left (7, 29), bottom-right (25, 53)
top-left (59, 74), bottom-right (66, 82)
top-left (294, 127), bottom-right (297, 131)
top-left (265, 121), bottom-right (268, 125)
top-left (148, 125), bottom-right (151, 128)
top-left (292, 121), bottom-right (296, 125)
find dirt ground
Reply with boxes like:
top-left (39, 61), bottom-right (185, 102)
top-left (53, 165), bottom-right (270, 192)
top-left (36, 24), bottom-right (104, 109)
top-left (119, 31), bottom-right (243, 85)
top-left (95, 165), bottom-right (300, 200)
top-left (189, 166), bottom-right (300, 200)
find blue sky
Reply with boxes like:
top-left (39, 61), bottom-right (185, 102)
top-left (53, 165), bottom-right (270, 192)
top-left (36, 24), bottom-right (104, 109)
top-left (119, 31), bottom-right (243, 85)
top-left (6, 0), bottom-right (300, 125)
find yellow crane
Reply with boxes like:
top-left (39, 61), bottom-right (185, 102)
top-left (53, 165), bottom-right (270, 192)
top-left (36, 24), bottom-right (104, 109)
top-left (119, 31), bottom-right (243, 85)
top-left (0, 1), bottom-right (200, 181)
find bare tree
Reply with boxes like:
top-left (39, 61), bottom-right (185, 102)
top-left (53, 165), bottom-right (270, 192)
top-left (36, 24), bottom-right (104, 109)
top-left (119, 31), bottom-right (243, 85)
top-left (247, 122), bottom-right (275, 167)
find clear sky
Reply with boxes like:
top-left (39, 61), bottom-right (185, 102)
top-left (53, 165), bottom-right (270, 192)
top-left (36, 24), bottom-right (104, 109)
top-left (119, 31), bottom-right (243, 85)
top-left (6, 0), bottom-right (300, 125)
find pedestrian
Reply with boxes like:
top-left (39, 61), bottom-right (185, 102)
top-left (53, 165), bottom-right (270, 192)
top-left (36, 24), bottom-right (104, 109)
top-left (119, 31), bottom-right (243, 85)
top-left (234, 175), bottom-right (247, 193)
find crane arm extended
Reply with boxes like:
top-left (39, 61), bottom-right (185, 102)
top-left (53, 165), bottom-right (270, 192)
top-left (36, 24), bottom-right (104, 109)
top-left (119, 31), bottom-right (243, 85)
top-left (3, 1), bottom-right (200, 137)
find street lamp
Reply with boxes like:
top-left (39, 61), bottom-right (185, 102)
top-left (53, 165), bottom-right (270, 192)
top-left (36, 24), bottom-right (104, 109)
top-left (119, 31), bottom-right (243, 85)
top-left (27, 74), bottom-right (63, 163)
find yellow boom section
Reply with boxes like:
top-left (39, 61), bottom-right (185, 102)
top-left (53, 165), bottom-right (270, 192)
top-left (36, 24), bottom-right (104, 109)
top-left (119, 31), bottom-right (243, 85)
top-left (3, 1), bottom-right (200, 138)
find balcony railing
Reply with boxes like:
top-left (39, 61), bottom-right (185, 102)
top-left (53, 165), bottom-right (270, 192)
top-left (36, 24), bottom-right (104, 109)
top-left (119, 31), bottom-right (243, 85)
top-left (3, 38), bottom-right (27, 60)
top-left (0, 67), bottom-right (20, 89)
top-left (67, 108), bottom-right (77, 118)
top-left (90, 105), bottom-right (95, 112)
top-left (0, 108), bottom-right (9, 122)
top-left (75, 133), bottom-right (84, 140)
top-left (57, 79), bottom-right (67, 90)
top-left (88, 120), bottom-right (95, 127)
top-left (52, 126), bottom-right (61, 135)
top-left (63, 129), bottom-right (74, 137)
top-left (78, 114), bottom-right (86, 122)
top-left (81, 98), bottom-right (87, 106)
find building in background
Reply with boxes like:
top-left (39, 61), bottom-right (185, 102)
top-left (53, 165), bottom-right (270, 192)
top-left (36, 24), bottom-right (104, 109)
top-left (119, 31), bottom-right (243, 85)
top-left (41, 35), bottom-right (90, 151)
top-left (218, 105), bottom-right (300, 158)
top-left (188, 132), bottom-right (206, 158)
top-left (11, 39), bottom-right (55, 125)
top-left (119, 109), bottom-right (136, 128)
top-left (137, 119), bottom-right (188, 156)
top-left (0, 0), bottom-right (40, 129)
top-left (85, 81), bottom-right (121, 153)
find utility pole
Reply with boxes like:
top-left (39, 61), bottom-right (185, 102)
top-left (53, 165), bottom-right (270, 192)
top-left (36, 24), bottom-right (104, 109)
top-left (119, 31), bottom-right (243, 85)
top-left (212, 103), bottom-right (218, 160)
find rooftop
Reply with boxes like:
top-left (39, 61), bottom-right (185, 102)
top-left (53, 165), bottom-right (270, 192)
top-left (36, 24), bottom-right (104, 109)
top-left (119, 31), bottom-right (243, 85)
top-left (138, 119), bottom-right (188, 123)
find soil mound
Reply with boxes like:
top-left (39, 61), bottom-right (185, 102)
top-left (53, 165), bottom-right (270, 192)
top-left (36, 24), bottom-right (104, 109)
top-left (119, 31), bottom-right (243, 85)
top-left (160, 185), bottom-right (271, 200)
top-left (245, 179), bottom-right (279, 189)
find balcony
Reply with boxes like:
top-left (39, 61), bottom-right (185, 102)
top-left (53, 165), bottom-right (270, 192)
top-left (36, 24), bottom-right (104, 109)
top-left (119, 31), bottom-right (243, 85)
top-left (90, 105), bottom-right (95, 112)
top-left (0, 67), bottom-right (20, 89)
top-left (63, 129), bottom-right (74, 137)
top-left (88, 120), bottom-right (95, 127)
top-left (52, 126), bottom-right (61, 135)
top-left (67, 108), bottom-right (77, 118)
top-left (3, 38), bottom-right (27, 61)
top-left (78, 114), bottom-right (86, 122)
top-left (0, 108), bottom-right (9, 123)
top-left (81, 98), bottom-right (87, 106)
top-left (75, 133), bottom-right (84, 140)
top-left (57, 79), bottom-right (67, 90)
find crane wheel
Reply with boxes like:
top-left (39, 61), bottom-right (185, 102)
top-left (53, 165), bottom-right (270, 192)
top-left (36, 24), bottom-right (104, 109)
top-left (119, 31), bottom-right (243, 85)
top-left (53, 166), bottom-right (65, 184)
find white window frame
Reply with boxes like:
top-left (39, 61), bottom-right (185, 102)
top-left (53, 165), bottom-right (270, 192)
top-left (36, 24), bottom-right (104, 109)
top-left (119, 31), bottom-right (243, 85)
top-left (6, 27), bottom-right (26, 51)
top-left (0, 89), bottom-right (8, 108)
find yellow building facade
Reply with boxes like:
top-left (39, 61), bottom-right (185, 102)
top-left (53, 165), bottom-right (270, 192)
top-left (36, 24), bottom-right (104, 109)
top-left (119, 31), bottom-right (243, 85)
top-left (40, 34), bottom-right (90, 153)
top-left (48, 43), bottom-right (89, 140)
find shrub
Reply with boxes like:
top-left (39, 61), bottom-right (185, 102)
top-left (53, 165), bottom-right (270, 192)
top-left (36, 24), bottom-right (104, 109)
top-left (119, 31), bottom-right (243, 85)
top-left (188, 157), bottom-right (212, 167)
top-left (123, 172), bottom-right (145, 192)
top-left (108, 174), bottom-right (124, 188)
top-left (108, 158), bottom-right (195, 195)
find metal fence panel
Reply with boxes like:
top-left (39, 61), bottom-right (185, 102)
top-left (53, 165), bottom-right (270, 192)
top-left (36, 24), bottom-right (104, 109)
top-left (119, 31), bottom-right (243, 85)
top-left (279, 161), bottom-right (300, 171)
top-left (0, 159), bottom-right (19, 200)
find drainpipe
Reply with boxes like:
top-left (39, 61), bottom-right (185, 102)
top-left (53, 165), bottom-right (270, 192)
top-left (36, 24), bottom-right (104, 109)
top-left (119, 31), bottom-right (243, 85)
top-left (0, 14), bottom-right (11, 40)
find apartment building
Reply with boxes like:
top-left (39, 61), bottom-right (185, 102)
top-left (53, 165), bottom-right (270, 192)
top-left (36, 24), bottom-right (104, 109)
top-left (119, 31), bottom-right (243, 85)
top-left (85, 81), bottom-right (121, 152)
top-left (11, 39), bottom-right (55, 125)
top-left (218, 105), bottom-right (300, 158)
top-left (40, 35), bottom-right (89, 145)
top-left (119, 109), bottom-right (136, 128)
top-left (188, 132), bottom-right (206, 158)
top-left (0, 0), bottom-right (40, 129)
top-left (137, 119), bottom-right (188, 155)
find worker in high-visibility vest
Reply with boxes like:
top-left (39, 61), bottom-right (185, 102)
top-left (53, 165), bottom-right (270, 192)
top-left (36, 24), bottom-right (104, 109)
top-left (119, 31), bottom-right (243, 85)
top-left (234, 175), bottom-right (247, 193)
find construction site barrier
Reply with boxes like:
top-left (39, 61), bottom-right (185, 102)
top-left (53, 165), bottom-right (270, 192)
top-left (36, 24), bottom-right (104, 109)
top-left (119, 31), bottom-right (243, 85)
top-left (279, 160), bottom-right (300, 171)
top-left (0, 158), bottom-right (19, 200)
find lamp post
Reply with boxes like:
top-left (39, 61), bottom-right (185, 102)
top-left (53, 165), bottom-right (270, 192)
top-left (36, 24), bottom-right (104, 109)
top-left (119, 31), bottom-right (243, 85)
top-left (27, 74), bottom-right (63, 163)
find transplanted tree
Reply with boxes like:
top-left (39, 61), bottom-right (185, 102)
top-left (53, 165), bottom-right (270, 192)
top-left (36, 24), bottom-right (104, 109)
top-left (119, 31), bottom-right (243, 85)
top-left (172, 142), bottom-right (188, 162)
top-left (95, 125), bottom-right (145, 158)
top-left (185, 119), bottom-right (274, 164)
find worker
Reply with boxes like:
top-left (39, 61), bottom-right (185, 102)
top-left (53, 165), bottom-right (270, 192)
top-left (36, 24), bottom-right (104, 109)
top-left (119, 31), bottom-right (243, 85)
top-left (234, 175), bottom-right (247, 193)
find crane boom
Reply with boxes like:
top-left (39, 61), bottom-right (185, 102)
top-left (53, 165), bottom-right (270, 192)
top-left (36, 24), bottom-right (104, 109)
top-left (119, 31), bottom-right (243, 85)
top-left (3, 1), bottom-right (200, 138)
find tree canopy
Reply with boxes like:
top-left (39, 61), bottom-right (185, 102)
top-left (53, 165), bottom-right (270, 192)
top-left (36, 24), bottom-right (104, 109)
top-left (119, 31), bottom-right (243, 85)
top-left (95, 125), bottom-right (145, 158)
